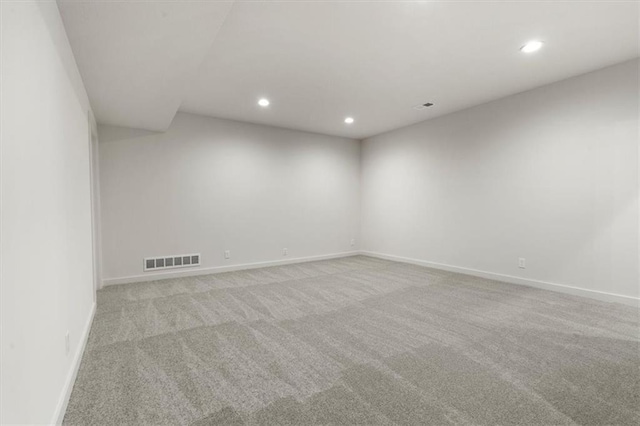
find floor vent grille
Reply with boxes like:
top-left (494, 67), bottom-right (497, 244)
top-left (144, 253), bottom-right (201, 272)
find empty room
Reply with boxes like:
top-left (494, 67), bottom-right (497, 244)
top-left (1, 0), bottom-right (639, 425)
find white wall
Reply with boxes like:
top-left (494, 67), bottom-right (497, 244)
top-left (89, 125), bottom-right (103, 293)
top-left (361, 60), bottom-right (639, 303)
top-left (1, 1), bottom-right (96, 424)
top-left (98, 113), bottom-right (360, 283)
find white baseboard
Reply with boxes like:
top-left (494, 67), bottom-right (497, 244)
top-left (52, 301), bottom-right (96, 425)
top-left (102, 251), bottom-right (360, 286)
top-left (360, 251), bottom-right (639, 307)
top-left (102, 249), bottom-right (639, 307)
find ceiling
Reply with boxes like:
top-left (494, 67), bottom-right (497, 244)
top-left (58, 0), bottom-right (234, 131)
top-left (59, 0), bottom-right (639, 139)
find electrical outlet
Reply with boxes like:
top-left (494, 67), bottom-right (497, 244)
top-left (518, 258), bottom-right (526, 269)
top-left (224, 250), bottom-right (230, 259)
top-left (350, 239), bottom-right (355, 247)
top-left (65, 331), bottom-right (70, 355)
top-left (283, 248), bottom-right (288, 256)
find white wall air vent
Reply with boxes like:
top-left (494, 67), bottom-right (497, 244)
top-left (144, 253), bottom-right (200, 272)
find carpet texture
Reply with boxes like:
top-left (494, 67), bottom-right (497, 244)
top-left (64, 256), bottom-right (639, 425)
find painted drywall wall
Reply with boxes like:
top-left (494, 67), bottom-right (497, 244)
top-left (98, 113), bottom-right (360, 283)
top-left (0, 2), bottom-right (96, 424)
top-left (90, 126), bottom-right (104, 291)
top-left (361, 59), bottom-right (639, 302)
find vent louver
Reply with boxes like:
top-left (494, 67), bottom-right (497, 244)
top-left (413, 102), bottom-right (434, 110)
top-left (144, 253), bottom-right (201, 272)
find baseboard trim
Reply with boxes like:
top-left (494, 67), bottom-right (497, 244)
top-left (102, 251), bottom-right (360, 286)
top-left (360, 251), bottom-right (639, 307)
top-left (52, 301), bottom-right (96, 425)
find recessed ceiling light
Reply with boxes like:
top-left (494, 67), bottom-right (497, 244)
top-left (520, 40), bottom-right (544, 53)
top-left (258, 98), bottom-right (270, 107)
top-left (344, 117), bottom-right (354, 124)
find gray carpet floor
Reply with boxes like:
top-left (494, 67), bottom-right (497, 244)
top-left (64, 255), bottom-right (639, 425)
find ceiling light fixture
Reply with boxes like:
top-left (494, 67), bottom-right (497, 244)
top-left (258, 98), bottom-right (270, 107)
top-left (520, 40), bottom-right (544, 53)
top-left (344, 117), bottom-right (354, 124)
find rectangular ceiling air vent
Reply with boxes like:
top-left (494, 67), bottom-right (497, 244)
top-left (144, 253), bottom-right (201, 272)
top-left (413, 102), bottom-right (434, 110)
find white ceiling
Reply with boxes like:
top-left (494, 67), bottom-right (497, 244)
top-left (59, 1), bottom-right (639, 138)
top-left (58, 0), bottom-right (234, 131)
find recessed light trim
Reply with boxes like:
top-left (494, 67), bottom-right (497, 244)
top-left (258, 98), bottom-right (270, 107)
top-left (520, 40), bottom-right (544, 53)
top-left (344, 117), bottom-right (354, 124)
